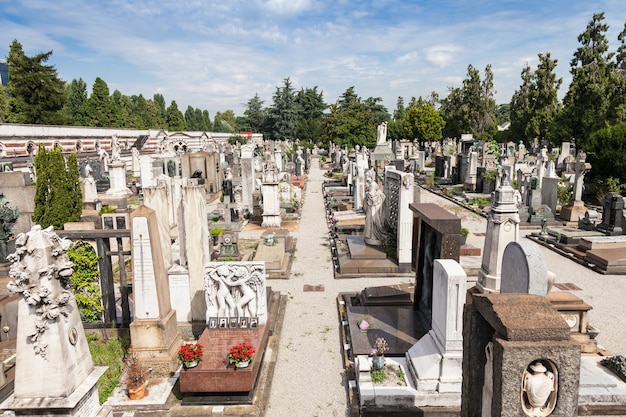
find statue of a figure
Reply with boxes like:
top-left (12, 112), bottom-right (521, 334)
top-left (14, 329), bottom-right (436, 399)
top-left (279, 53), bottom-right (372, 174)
top-left (0, 195), bottom-right (19, 262)
top-left (363, 170), bottom-right (386, 246)
top-left (111, 134), bottom-right (121, 162)
top-left (376, 121), bottom-right (388, 145)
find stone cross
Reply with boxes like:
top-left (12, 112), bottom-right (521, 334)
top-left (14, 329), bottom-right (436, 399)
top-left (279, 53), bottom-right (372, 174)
top-left (572, 151), bottom-right (591, 203)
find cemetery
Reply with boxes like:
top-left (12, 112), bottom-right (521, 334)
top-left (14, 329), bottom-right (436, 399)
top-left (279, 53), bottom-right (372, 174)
top-left (0, 124), bottom-right (625, 416)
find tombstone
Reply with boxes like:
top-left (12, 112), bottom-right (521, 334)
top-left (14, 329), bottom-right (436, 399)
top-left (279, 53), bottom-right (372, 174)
top-left (180, 185), bottom-right (211, 321)
top-left (557, 141), bottom-right (571, 167)
top-left (240, 144), bottom-right (255, 213)
top-left (476, 178), bottom-right (521, 294)
top-left (217, 231), bottom-right (241, 260)
top-left (1, 225), bottom-right (106, 416)
top-left (541, 161), bottom-right (559, 215)
top-left (128, 206), bottom-right (182, 375)
top-left (363, 169), bottom-right (386, 246)
top-left (596, 192), bottom-right (624, 236)
top-left (139, 154), bottom-right (156, 188)
top-left (461, 293), bottom-right (580, 417)
top-left (560, 151), bottom-right (591, 223)
top-left (410, 203), bottom-right (461, 329)
top-left (383, 167), bottom-right (414, 272)
top-left (81, 163), bottom-right (99, 210)
top-left (416, 150), bottom-right (426, 173)
top-left (406, 260), bottom-right (466, 405)
top-left (353, 146), bottom-right (367, 211)
top-left (500, 240), bottom-right (551, 296)
top-left (142, 184), bottom-right (174, 270)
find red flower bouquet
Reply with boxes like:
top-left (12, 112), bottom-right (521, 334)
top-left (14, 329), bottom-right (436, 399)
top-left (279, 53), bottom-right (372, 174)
top-left (228, 342), bottom-right (256, 367)
top-left (178, 342), bottom-right (204, 368)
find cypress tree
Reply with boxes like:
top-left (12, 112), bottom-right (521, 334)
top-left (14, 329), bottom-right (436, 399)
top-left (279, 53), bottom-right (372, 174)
top-left (33, 144), bottom-right (50, 225)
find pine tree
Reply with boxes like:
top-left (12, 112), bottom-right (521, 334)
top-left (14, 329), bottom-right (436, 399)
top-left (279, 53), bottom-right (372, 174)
top-left (66, 153), bottom-right (83, 222)
top-left (85, 77), bottom-right (115, 127)
top-left (268, 77), bottom-right (299, 140)
top-left (563, 12), bottom-right (614, 149)
top-left (7, 39), bottom-right (65, 124)
top-left (166, 100), bottom-right (187, 130)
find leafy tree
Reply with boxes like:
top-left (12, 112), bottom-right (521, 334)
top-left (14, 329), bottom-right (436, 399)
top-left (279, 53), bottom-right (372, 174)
top-left (153, 93), bottom-right (167, 123)
top-left (388, 96), bottom-right (407, 140)
top-left (495, 103), bottom-right (510, 126)
top-left (323, 87), bottom-right (377, 148)
top-left (85, 77), bottom-right (115, 127)
top-left (67, 241), bottom-right (103, 322)
top-left (242, 93), bottom-right (267, 133)
top-left (184, 105), bottom-right (199, 130)
top-left (562, 12), bottom-right (614, 149)
top-left (403, 102), bottom-right (445, 142)
top-left (267, 77), bottom-right (299, 140)
top-left (608, 22), bottom-right (626, 125)
top-left (464, 64), bottom-right (498, 141)
top-left (214, 110), bottom-right (237, 133)
top-left (201, 110), bottom-right (212, 131)
top-left (295, 86), bottom-right (327, 144)
top-left (0, 85), bottom-right (8, 123)
top-left (510, 53), bottom-right (562, 145)
top-left (63, 78), bottom-right (88, 126)
top-left (33, 144), bottom-right (81, 229)
top-left (165, 100), bottom-right (186, 130)
top-left (585, 122), bottom-right (626, 184)
top-left (7, 39), bottom-right (65, 124)
top-left (440, 86), bottom-right (469, 139)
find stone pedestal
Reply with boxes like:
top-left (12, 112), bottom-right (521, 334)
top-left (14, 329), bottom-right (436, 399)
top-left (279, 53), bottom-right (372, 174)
top-left (559, 200), bottom-right (587, 223)
top-left (106, 162), bottom-right (131, 196)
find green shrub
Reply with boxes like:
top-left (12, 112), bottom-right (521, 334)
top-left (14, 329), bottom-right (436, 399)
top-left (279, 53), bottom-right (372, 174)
top-left (67, 241), bottom-right (103, 322)
top-left (211, 228), bottom-right (225, 237)
top-left (99, 205), bottom-right (116, 215)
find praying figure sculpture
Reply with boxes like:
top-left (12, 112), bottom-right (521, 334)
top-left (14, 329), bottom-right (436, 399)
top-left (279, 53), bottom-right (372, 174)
top-left (376, 121), bottom-right (388, 145)
top-left (363, 170), bottom-right (386, 246)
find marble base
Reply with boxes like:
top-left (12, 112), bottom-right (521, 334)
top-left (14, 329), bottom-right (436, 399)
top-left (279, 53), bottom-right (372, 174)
top-left (0, 367), bottom-right (107, 417)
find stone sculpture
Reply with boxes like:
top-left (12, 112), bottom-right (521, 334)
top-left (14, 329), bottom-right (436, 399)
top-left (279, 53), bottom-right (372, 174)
top-left (0, 194), bottom-right (18, 262)
top-left (376, 121), bottom-right (388, 145)
top-left (204, 262), bottom-right (267, 325)
top-left (363, 170), bottom-right (386, 246)
top-left (522, 361), bottom-right (557, 416)
top-left (111, 133), bottom-right (121, 162)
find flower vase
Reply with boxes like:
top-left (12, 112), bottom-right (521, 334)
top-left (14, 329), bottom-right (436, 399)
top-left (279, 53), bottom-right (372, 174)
top-left (235, 360), bottom-right (250, 368)
top-left (127, 380), bottom-right (148, 400)
top-left (184, 360), bottom-right (199, 369)
top-left (372, 355), bottom-right (385, 370)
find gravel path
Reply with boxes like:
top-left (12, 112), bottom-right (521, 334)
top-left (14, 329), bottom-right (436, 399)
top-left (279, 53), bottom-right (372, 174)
top-left (239, 160), bottom-right (626, 417)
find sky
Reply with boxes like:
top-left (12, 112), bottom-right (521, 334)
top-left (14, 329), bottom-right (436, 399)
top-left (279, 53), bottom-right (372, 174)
top-left (1, 0), bottom-right (626, 119)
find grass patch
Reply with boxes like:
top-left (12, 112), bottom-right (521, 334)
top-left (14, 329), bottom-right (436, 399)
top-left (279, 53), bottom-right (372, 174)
top-left (87, 333), bottom-right (131, 404)
top-left (370, 369), bottom-right (387, 383)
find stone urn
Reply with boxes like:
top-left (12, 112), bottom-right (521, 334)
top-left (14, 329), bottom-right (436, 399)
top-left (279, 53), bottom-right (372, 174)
top-left (522, 362), bottom-right (557, 416)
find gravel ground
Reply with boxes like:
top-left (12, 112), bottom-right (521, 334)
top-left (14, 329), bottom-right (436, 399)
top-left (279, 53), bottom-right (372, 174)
top-left (234, 160), bottom-right (626, 417)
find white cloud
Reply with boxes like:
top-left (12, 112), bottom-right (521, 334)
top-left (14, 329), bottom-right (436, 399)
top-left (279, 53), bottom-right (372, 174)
top-left (257, 0), bottom-right (313, 14)
top-left (425, 44), bottom-right (462, 68)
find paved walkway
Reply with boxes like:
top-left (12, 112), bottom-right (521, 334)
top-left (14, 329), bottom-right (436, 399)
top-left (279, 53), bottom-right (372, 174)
top-left (233, 159), bottom-right (626, 416)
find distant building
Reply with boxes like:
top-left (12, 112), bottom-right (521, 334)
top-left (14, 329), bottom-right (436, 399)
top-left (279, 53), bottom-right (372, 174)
top-left (0, 60), bottom-right (8, 87)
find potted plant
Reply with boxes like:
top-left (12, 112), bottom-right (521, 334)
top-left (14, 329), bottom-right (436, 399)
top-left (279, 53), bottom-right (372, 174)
top-left (123, 353), bottom-right (149, 400)
top-left (370, 337), bottom-right (389, 370)
top-left (178, 342), bottom-right (204, 369)
top-left (228, 342), bottom-right (256, 368)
